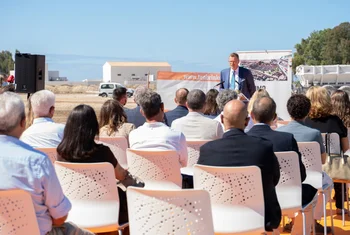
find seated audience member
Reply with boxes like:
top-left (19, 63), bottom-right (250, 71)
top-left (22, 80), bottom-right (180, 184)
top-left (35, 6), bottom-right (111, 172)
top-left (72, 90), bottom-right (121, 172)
top-left (203, 89), bottom-right (220, 118)
top-left (57, 104), bottom-right (143, 225)
top-left (245, 89), bottom-right (271, 132)
top-left (214, 89), bottom-right (238, 128)
top-left (125, 86), bottom-right (148, 128)
top-left (113, 86), bottom-right (128, 106)
top-left (331, 90), bottom-right (350, 129)
top-left (277, 94), bottom-right (332, 232)
top-left (247, 96), bottom-right (321, 233)
top-left (305, 86), bottom-right (349, 215)
top-left (198, 100), bottom-right (281, 231)
top-left (129, 90), bottom-right (188, 167)
top-left (99, 99), bottom-right (135, 144)
top-left (277, 94), bottom-right (327, 163)
top-left (171, 89), bottom-right (223, 140)
top-left (20, 90), bottom-right (65, 148)
top-left (0, 92), bottom-right (93, 235)
top-left (164, 88), bottom-right (189, 126)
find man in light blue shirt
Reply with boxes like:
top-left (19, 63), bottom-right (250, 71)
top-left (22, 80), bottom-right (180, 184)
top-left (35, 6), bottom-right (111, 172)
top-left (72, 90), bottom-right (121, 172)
top-left (20, 90), bottom-right (65, 148)
top-left (0, 92), bottom-right (93, 235)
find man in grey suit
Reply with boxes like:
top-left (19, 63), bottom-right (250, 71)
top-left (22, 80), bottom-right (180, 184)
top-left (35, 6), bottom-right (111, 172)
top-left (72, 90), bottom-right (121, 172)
top-left (171, 89), bottom-right (223, 140)
top-left (125, 86), bottom-right (148, 128)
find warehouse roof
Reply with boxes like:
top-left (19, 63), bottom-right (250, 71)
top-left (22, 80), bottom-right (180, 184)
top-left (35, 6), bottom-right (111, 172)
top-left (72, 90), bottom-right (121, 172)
top-left (106, 62), bottom-right (171, 67)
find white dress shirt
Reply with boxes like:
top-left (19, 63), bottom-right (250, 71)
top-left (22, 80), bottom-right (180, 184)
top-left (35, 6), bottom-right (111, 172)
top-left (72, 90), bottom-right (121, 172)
top-left (20, 117), bottom-right (65, 148)
top-left (230, 67), bottom-right (240, 89)
top-left (129, 122), bottom-right (188, 167)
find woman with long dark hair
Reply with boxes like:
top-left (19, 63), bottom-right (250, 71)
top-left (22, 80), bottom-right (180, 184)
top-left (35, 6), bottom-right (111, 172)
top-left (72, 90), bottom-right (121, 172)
top-left (331, 90), bottom-right (350, 128)
top-left (203, 89), bottom-right (219, 117)
top-left (99, 99), bottom-right (135, 144)
top-left (57, 104), bottom-right (142, 224)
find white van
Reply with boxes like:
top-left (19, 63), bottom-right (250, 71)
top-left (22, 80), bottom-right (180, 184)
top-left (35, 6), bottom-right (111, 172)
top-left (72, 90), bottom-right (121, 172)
top-left (98, 82), bottom-right (134, 98)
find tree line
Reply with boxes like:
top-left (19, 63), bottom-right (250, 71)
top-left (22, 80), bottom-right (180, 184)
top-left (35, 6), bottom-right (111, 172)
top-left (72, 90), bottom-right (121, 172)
top-left (292, 22), bottom-right (350, 73)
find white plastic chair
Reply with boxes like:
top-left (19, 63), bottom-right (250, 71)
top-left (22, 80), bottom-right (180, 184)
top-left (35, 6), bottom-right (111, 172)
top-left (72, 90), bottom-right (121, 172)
top-left (54, 161), bottom-right (128, 234)
top-left (193, 164), bottom-right (265, 234)
top-left (322, 132), bottom-right (350, 226)
top-left (127, 187), bottom-right (215, 235)
top-left (275, 151), bottom-right (316, 235)
top-left (98, 136), bottom-right (128, 169)
top-left (35, 147), bottom-right (57, 164)
top-left (0, 189), bottom-right (40, 235)
top-left (298, 142), bottom-right (334, 235)
top-left (126, 149), bottom-right (182, 189)
top-left (180, 140), bottom-right (208, 176)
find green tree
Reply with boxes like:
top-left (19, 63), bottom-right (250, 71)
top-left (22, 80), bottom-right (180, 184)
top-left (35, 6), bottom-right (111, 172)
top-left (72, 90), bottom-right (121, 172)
top-left (0, 50), bottom-right (15, 75)
top-left (292, 22), bottom-right (350, 73)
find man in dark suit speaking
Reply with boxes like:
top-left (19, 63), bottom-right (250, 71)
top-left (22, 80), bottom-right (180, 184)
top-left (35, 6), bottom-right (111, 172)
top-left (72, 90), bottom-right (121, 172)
top-left (220, 52), bottom-right (256, 99)
top-left (198, 100), bottom-right (281, 231)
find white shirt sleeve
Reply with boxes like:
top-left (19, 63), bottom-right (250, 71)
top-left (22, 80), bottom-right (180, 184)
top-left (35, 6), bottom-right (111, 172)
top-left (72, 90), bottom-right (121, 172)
top-left (178, 133), bottom-right (188, 167)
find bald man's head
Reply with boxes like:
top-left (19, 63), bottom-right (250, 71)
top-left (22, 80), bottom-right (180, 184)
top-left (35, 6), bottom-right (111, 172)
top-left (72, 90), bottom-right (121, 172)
top-left (175, 88), bottom-right (189, 105)
top-left (222, 100), bottom-right (248, 131)
top-left (251, 96), bottom-right (276, 124)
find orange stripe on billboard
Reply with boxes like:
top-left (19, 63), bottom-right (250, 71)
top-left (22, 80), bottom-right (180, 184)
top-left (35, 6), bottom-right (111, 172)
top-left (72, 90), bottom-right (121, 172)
top-left (157, 71), bottom-right (220, 82)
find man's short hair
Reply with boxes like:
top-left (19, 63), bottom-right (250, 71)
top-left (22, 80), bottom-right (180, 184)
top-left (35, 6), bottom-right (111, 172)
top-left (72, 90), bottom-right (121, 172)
top-left (229, 52), bottom-right (239, 59)
top-left (0, 92), bottom-right (25, 134)
top-left (216, 90), bottom-right (238, 111)
top-left (30, 90), bottom-right (55, 117)
top-left (139, 91), bottom-right (162, 119)
top-left (252, 96), bottom-right (276, 123)
top-left (133, 86), bottom-right (149, 105)
top-left (187, 89), bottom-right (206, 111)
top-left (287, 94), bottom-right (311, 120)
top-left (112, 87), bottom-right (127, 101)
top-left (175, 88), bottom-right (189, 105)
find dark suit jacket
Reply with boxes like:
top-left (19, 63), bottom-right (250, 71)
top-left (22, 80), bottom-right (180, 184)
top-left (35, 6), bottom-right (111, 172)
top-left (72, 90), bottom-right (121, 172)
top-left (125, 106), bottom-right (146, 128)
top-left (165, 105), bottom-right (188, 127)
top-left (220, 66), bottom-right (256, 99)
top-left (198, 128), bottom-right (281, 231)
top-left (247, 125), bottom-right (306, 182)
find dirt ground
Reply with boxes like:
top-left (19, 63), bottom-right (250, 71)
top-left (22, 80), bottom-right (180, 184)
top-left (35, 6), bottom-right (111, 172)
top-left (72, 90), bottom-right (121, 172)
top-left (19, 93), bottom-right (137, 124)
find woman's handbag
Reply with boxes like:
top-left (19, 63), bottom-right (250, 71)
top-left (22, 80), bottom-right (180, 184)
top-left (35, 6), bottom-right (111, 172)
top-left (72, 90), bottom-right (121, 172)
top-left (322, 133), bottom-right (350, 180)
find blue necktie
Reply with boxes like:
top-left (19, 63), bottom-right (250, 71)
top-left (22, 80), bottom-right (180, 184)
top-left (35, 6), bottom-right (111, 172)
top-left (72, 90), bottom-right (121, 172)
top-left (230, 70), bottom-right (236, 90)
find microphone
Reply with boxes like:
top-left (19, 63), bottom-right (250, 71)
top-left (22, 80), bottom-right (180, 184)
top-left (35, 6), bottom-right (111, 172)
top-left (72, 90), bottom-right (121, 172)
top-left (214, 81), bottom-right (224, 87)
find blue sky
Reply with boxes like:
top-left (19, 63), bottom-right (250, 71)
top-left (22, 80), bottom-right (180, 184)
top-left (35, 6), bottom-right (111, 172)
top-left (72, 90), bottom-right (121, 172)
top-left (1, 0), bottom-right (349, 81)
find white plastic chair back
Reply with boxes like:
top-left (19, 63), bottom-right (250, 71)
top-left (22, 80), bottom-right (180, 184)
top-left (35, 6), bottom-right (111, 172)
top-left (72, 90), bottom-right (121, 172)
top-left (127, 187), bottom-right (214, 235)
top-left (322, 132), bottom-right (341, 155)
top-left (181, 140), bottom-right (208, 176)
top-left (274, 151), bottom-right (302, 216)
top-left (54, 161), bottom-right (121, 233)
top-left (35, 147), bottom-right (57, 164)
top-left (98, 137), bottom-right (128, 169)
top-left (193, 164), bottom-right (265, 234)
top-left (297, 142), bottom-right (323, 190)
top-left (186, 140), bottom-right (208, 167)
top-left (126, 149), bottom-right (182, 189)
top-left (0, 189), bottom-right (40, 235)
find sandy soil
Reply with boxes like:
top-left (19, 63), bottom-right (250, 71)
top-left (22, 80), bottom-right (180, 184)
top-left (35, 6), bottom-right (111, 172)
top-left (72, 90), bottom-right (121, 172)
top-left (19, 93), bottom-right (137, 124)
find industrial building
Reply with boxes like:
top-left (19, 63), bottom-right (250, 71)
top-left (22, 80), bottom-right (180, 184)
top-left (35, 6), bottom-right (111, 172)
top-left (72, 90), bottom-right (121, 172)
top-left (102, 62), bottom-right (171, 84)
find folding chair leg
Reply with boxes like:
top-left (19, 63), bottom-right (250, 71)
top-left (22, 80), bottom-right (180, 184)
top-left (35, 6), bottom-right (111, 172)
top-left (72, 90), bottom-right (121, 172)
top-left (329, 194), bottom-right (334, 235)
top-left (323, 192), bottom-right (327, 235)
top-left (302, 211), bottom-right (307, 235)
top-left (347, 184), bottom-right (349, 216)
top-left (342, 183), bottom-right (345, 226)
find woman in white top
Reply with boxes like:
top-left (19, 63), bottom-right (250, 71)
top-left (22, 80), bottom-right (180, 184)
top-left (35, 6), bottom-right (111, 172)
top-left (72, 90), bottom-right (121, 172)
top-left (99, 99), bottom-right (135, 144)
